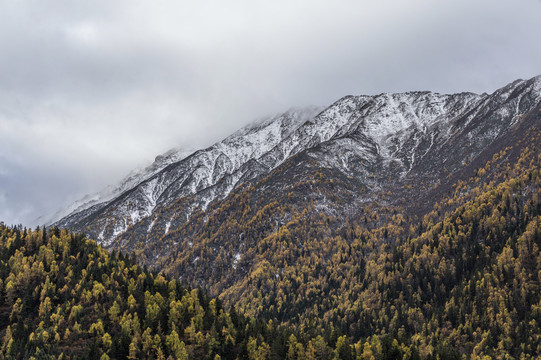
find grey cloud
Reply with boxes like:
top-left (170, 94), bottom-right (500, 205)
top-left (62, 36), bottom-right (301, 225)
top-left (1, 0), bottom-right (540, 225)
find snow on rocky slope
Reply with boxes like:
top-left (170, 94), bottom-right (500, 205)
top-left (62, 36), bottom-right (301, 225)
top-left (53, 76), bottom-right (541, 246)
top-left (45, 147), bottom-right (196, 226)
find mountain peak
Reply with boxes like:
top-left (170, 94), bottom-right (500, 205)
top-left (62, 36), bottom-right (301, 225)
top-left (53, 77), bottom-right (541, 248)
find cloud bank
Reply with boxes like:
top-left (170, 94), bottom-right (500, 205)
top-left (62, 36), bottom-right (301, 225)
top-left (1, 0), bottom-right (541, 225)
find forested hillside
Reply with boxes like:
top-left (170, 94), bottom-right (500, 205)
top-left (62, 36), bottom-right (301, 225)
top-left (2, 125), bottom-right (541, 359)
top-left (3, 78), bottom-right (541, 359)
top-left (2, 140), bottom-right (541, 360)
top-left (0, 224), bottom-right (424, 360)
top-left (145, 119), bottom-right (541, 358)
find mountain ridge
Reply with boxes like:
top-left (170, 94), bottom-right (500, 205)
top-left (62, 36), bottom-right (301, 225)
top-left (53, 76), bottom-right (541, 248)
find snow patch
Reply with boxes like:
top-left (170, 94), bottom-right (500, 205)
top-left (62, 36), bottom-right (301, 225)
top-left (147, 219), bottom-right (156, 233)
top-left (232, 252), bottom-right (241, 269)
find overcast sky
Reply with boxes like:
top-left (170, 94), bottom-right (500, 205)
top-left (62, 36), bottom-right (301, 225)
top-left (1, 0), bottom-right (541, 226)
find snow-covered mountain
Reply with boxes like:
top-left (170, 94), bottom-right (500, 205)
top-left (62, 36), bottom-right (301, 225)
top-left (53, 76), bottom-right (541, 249)
top-left (45, 147), bottom-right (196, 226)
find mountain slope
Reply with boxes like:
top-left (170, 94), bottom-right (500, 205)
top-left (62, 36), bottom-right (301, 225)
top-left (54, 106), bottom-right (322, 244)
top-left (43, 147), bottom-right (196, 226)
top-left (0, 224), bottom-right (352, 359)
top-left (155, 103), bottom-right (541, 358)
top-left (55, 77), bottom-right (540, 247)
top-left (49, 76), bottom-right (541, 358)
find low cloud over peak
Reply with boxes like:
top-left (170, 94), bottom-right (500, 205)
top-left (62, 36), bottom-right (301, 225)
top-left (1, 0), bottom-right (540, 226)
